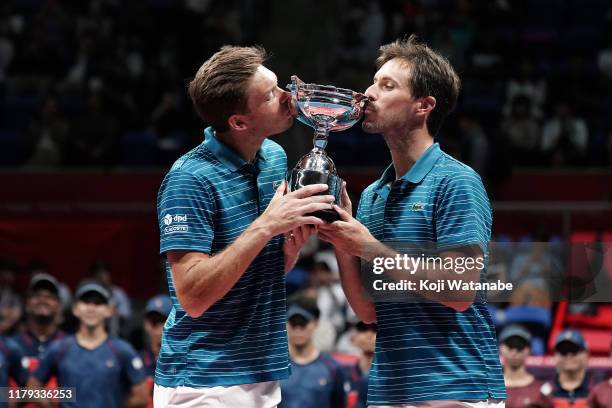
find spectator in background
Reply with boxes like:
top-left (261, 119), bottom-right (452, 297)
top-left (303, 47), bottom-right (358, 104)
top-left (457, 113), bottom-right (490, 176)
top-left (588, 377), bottom-right (612, 408)
top-left (0, 258), bottom-right (22, 335)
top-left (151, 90), bottom-right (188, 164)
top-left (541, 102), bottom-right (589, 166)
top-left (500, 95), bottom-right (541, 166)
top-left (348, 322), bottom-right (376, 408)
top-left (547, 330), bottom-right (594, 407)
top-left (14, 273), bottom-right (65, 370)
top-left (587, 339), bottom-right (612, 407)
top-left (0, 17), bottom-right (15, 85)
top-left (335, 311), bottom-right (361, 355)
top-left (361, 1), bottom-right (385, 61)
top-left (0, 335), bottom-right (29, 392)
top-left (142, 294), bottom-right (171, 376)
top-left (25, 261), bottom-right (73, 332)
top-left (304, 260), bottom-right (347, 340)
top-left (499, 325), bottom-right (552, 408)
top-left (29, 280), bottom-right (148, 408)
top-left (25, 95), bottom-right (70, 167)
top-left (504, 59), bottom-right (547, 120)
top-left (65, 92), bottom-right (118, 166)
top-left (89, 260), bottom-right (131, 336)
top-left (280, 296), bottom-right (347, 408)
top-left (509, 242), bottom-right (558, 307)
top-left (141, 294), bottom-right (171, 408)
top-left (597, 34), bottom-right (612, 85)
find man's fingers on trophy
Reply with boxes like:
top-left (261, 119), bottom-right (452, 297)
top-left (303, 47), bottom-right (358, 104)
top-left (292, 227), bottom-right (303, 243)
top-left (301, 202), bottom-right (335, 215)
top-left (273, 180), bottom-right (287, 199)
top-left (300, 216), bottom-right (326, 226)
top-left (332, 204), bottom-right (351, 221)
top-left (289, 183), bottom-right (328, 198)
top-left (302, 194), bottom-right (335, 205)
top-left (341, 182), bottom-right (351, 206)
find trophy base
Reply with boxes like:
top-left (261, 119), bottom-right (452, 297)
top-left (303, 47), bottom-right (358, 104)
top-left (288, 169), bottom-right (343, 223)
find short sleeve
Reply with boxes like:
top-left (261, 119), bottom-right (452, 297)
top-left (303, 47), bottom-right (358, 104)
top-left (355, 187), bottom-right (374, 224)
top-left (435, 171), bottom-right (492, 249)
top-left (119, 341), bottom-right (147, 386)
top-left (157, 170), bottom-right (216, 254)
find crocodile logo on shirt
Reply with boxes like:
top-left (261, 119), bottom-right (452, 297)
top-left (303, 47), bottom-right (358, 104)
top-left (410, 202), bottom-right (424, 211)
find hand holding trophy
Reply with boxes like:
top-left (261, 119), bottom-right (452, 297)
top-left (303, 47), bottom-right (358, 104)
top-left (286, 75), bottom-right (368, 222)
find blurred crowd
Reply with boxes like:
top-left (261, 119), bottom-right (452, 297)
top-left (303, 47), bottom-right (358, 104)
top-left (0, 0), bottom-right (611, 182)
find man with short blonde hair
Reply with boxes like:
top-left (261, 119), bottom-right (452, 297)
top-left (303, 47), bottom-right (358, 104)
top-left (155, 45), bottom-right (334, 407)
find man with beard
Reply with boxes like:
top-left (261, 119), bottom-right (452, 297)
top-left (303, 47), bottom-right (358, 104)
top-left (14, 274), bottom-right (65, 370)
top-left (319, 35), bottom-right (506, 406)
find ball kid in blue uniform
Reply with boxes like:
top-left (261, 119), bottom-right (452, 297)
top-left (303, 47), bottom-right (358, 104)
top-left (29, 281), bottom-right (148, 408)
top-left (279, 296), bottom-right (347, 408)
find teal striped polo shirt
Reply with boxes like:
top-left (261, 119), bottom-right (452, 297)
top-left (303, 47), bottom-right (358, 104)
top-left (155, 127), bottom-right (290, 387)
top-left (356, 143), bottom-right (506, 405)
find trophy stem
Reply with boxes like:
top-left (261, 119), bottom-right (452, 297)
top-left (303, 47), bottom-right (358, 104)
top-left (313, 126), bottom-right (330, 150)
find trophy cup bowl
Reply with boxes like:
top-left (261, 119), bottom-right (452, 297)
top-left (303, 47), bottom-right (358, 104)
top-left (287, 75), bottom-right (368, 222)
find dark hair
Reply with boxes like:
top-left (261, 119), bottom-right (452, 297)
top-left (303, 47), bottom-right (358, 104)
top-left (188, 45), bottom-right (268, 132)
top-left (376, 34), bottom-right (461, 136)
top-left (287, 293), bottom-right (320, 320)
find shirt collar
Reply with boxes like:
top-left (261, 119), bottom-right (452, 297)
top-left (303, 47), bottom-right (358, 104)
top-left (375, 143), bottom-right (442, 189)
top-left (554, 372), bottom-right (591, 396)
top-left (203, 127), bottom-right (267, 173)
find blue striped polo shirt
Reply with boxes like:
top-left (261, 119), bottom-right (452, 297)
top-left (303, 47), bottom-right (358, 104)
top-left (155, 127), bottom-right (290, 387)
top-left (356, 143), bottom-right (506, 405)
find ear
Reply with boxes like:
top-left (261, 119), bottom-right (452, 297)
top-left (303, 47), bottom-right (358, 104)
top-left (227, 114), bottom-right (248, 131)
top-left (417, 96), bottom-right (436, 115)
top-left (103, 304), bottom-right (114, 319)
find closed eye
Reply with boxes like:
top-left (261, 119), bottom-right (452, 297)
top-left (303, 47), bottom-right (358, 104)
top-left (264, 91), bottom-right (274, 101)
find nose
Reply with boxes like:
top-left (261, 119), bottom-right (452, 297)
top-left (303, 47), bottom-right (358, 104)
top-left (279, 87), bottom-right (290, 102)
top-left (364, 84), bottom-right (377, 101)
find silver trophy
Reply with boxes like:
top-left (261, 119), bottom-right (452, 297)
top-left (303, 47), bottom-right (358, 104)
top-left (287, 75), bottom-right (368, 222)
